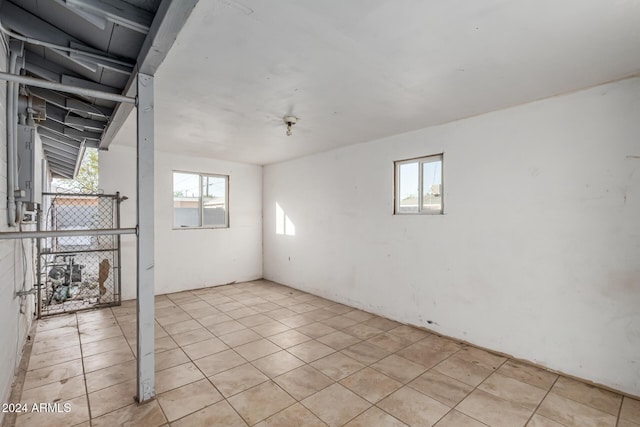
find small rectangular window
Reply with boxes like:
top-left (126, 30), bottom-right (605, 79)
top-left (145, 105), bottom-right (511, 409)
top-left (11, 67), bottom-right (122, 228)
top-left (173, 171), bottom-right (228, 228)
top-left (395, 154), bottom-right (443, 214)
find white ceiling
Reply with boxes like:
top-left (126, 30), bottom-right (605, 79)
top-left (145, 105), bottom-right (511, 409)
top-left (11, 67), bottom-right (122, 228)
top-left (113, 0), bottom-right (640, 165)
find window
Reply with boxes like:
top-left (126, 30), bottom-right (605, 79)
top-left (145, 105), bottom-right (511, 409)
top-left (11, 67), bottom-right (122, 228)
top-left (394, 154), bottom-right (443, 214)
top-left (173, 172), bottom-right (228, 228)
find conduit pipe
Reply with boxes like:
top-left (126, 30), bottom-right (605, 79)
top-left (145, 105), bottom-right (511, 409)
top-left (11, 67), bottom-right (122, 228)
top-left (13, 50), bottom-right (24, 223)
top-left (6, 45), bottom-right (19, 226)
top-left (0, 19), bottom-right (134, 68)
top-left (0, 227), bottom-right (137, 240)
top-left (0, 72), bottom-right (136, 104)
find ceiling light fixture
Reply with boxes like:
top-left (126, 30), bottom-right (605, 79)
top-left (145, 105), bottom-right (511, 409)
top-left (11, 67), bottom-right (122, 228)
top-left (283, 116), bottom-right (297, 136)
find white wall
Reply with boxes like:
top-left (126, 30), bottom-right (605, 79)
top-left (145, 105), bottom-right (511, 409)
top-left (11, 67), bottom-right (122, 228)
top-left (100, 145), bottom-right (263, 300)
top-left (0, 37), bottom-right (35, 423)
top-left (263, 77), bottom-right (640, 396)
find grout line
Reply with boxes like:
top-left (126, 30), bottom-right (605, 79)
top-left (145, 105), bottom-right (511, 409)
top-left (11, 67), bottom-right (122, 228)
top-left (536, 379), bottom-right (625, 420)
top-left (458, 358), bottom-right (510, 426)
top-left (426, 354), bottom-right (504, 427)
top-left (111, 306), bottom-right (137, 359)
top-left (152, 387), bottom-right (170, 425)
top-left (156, 293), bottom-right (228, 425)
top-left (371, 403), bottom-right (414, 426)
top-left (75, 312), bottom-right (93, 427)
top-left (196, 288), bottom-right (290, 426)
top-left (524, 375), bottom-right (562, 426)
top-left (615, 394), bottom-right (624, 427)
top-left (177, 288), bottom-right (336, 425)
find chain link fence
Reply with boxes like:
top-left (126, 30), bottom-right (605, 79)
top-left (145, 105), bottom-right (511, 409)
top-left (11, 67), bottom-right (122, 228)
top-left (37, 193), bottom-right (122, 317)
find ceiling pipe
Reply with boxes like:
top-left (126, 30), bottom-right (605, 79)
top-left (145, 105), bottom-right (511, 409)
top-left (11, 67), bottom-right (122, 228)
top-left (0, 72), bottom-right (136, 104)
top-left (0, 19), bottom-right (134, 68)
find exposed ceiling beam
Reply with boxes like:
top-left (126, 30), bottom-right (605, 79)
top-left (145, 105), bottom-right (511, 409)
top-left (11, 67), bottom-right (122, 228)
top-left (64, 126), bottom-right (101, 142)
top-left (65, 0), bottom-right (154, 34)
top-left (60, 75), bottom-right (120, 94)
top-left (53, 172), bottom-right (73, 178)
top-left (43, 104), bottom-right (70, 126)
top-left (39, 121), bottom-right (82, 142)
top-left (1, 1), bottom-right (76, 47)
top-left (137, 0), bottom-right (199, 77)
top-left (44, 152), bottom-right (76, 167)
top-left (43, 142), bottom-right (86, 178)
top-left (25, 51), bottom-right (128, 93)
top-left (51, 0), bottom-right (108, 30)
top-left (43, 146), bottom-right (78, 162)
top-left (39, 120), bottom-right (102, 144)
top-left (65, 115), bottom-right (106, 131)
top-left (23, 51), bottom-right (61, 82)
top-left (40, 136), bottom-right (81, 156)
top-left (48, 160), bottom-right (69, 169)
top-left (40, 131), bottom-right (91, 176)
top-left (52, 172), bottom-right (74, 178)
top-left (40, 138), bottom-right (81, 159)
top-left (100, 0), bottom-right (199, 149)
top-left (38, 127), bottom-right (83, 147)
top-left (1, 1), bottom-right (132, 75)
top-left (66, 98), bottom-right (113, 118)
top-left (29, 87), bottom-right (114, 118)
top-left (46, 104), bottom-right (107, 131)
top-left (47, 160), bottom-right (75, 177)
top-left (68, 42), bottom-right (132, 75)
top-left (29, 87), bottom-right (71, 109)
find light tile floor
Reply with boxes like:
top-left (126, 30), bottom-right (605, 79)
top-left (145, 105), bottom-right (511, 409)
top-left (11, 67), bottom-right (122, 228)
top-left (11, 280), bottom-right (640, 427)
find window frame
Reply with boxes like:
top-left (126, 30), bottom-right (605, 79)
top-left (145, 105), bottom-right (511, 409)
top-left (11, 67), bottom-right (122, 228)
top-left (172, 170), bottom-right (229, 230)
top-left (394, 153), bottom-right (444, 215)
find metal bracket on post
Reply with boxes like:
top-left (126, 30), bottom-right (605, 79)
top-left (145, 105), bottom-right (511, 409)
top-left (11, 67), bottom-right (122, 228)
top-left (136, 72), bottom-right (155, 403)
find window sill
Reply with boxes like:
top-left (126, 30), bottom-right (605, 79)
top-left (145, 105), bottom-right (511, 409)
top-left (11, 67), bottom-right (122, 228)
top-left (172, 225), bottom-right (229, 230)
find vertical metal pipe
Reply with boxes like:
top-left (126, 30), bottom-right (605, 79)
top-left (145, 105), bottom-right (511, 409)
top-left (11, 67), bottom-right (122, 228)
top-left (6, 49), bottom-right (18, 226)
top-left (35, 206), bottom-right (41, 319)
top-left (12, 46), bottom-right (24, 224)
top-left (116, 192), bottom-right (122, 304)
top-left (136, 73), bottom-right (155, 403)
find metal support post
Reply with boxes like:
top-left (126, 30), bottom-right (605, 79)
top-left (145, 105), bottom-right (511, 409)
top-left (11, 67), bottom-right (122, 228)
top-left (136, 73), bottom-right (155, 402)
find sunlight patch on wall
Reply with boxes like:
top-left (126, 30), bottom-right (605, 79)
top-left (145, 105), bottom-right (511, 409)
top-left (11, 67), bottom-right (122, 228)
top-left (275, 202), bottom-right (296, 236)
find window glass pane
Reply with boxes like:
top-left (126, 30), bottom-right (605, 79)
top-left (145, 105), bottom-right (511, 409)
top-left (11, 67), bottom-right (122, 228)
top-left (422, 158), bottom-right (442, 213)
top-left (173, 172), bottom-right (201, 227)
top-left (398, 162), bottom-right (419, 213)
top-left (202, 176), bottom-right (227, 227)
